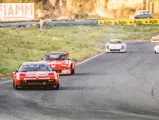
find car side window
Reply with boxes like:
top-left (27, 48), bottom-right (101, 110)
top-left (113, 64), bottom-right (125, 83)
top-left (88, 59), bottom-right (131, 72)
top-left (44, 55), bottom-right (49, 60)
top-left (58, 55), bottom-right (67, 60)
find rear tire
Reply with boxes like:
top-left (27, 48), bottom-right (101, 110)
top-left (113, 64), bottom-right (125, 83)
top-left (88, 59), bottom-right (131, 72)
top-left (155, 51), bottom-right (157, 54)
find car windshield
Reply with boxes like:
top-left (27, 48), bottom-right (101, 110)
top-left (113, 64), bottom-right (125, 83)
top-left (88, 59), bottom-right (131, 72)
top-left (135, 11), bottom-right (149, 15)
top-left (18, 64), bottom-right (52, 72)
top-left (44, 54), bottom-right (68, 60)
top-left (109, 41), bottom-right (122, 44)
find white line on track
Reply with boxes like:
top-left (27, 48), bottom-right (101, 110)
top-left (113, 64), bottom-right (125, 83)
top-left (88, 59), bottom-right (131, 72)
top-left (0, 52), bottom-right (105, 85)
top-left (76, 52), bottom-right (104, 65)
top-left (87, 108), bottom-right (159, 119)
top-left (0, 80), bottom-right (12, 84)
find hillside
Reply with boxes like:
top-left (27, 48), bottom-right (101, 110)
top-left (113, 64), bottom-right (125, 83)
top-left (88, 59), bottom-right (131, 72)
top-left (1, 0), bottom-right (159, 20)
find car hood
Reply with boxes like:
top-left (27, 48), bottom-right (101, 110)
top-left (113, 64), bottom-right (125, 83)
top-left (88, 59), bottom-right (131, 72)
top-left (129, 15), bottom-right (135, 19)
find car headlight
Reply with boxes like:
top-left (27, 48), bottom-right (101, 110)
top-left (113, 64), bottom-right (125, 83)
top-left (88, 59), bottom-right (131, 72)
top-left (51, 65), bottom-right (56, 68)
top-left (16, 74), bottom-right (20, 80)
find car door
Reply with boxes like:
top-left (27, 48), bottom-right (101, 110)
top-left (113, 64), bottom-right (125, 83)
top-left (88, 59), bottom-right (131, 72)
top-left (140, 12), bottom-right (145, 18)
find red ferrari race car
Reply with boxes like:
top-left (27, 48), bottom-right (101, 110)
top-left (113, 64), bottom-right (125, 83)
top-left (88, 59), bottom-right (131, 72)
top-left (42, 52), bottom-right (75, 75)
top-left (12, 62), bottom-right (60, 90)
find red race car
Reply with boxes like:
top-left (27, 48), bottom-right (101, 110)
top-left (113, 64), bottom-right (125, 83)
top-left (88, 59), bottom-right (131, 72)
top-left (42, 52), bottom-right (75, 75)
top-left (12, 62), bottom-right (60, 90)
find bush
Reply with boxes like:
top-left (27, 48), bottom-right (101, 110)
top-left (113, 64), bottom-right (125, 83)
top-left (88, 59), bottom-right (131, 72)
top-left (72, 13), bottom-right (88, 19)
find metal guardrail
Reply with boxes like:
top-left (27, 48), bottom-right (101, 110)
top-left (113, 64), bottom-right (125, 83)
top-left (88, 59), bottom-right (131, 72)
top-left (1, 19), bottom-right (158, 27)
top-left (0, 20), bottom-right (98, 27)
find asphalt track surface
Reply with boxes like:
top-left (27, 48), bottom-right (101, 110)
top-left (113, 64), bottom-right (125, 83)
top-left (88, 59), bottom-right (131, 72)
top-left (1, 41), bottom-right (159, 120)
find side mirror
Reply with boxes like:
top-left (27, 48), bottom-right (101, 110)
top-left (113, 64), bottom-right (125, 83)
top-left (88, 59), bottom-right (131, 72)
top-left (15, 70), bottom-right (18, 73)
top-left (66, 52), bottom-right (70, 57)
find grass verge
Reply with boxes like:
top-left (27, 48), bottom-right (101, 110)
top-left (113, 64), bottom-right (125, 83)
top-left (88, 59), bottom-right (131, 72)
top-left (0, 25), bottom-right (159, 76)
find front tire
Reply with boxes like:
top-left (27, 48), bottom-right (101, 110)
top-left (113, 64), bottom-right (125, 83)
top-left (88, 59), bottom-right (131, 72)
top-left (55, 83), bottom-right (59, 90)
top-left (13, 82), bottom-right (20, 90)
top-left (71, 69), bottom-right (75, 75)
top-left (70, 64), bottom-right (75, 75)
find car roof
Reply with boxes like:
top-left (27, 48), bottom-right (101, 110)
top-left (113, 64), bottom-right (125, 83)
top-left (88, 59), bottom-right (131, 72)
top-left (136, 10), bottom-right (150, 13)
top-left (137, 10), bottom-right (149, 12)
top-left (46, 52), bottom-right (66, 55)
top-left (22, 62), bottom-right (48, 65)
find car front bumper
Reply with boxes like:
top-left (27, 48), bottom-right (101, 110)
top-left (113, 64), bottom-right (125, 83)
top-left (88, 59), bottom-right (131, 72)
top-left (106, 48), bottom-right (126, 53)
top-left (15, 79), bottom-right (58, 87)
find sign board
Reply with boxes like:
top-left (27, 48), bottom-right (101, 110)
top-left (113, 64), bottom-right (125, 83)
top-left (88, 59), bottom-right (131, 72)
top-left (0, 3), bottom-right (34, 21)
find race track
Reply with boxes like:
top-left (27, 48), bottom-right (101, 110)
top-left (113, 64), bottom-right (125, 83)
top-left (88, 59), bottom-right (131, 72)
top-left (1, 41), bottom-right (159, 120)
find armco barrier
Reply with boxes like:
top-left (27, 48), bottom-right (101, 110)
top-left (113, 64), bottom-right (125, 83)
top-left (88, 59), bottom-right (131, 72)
top-left (0, 19), bottom-right (159, 27)
top-left (46, 20), bottom-right (98, 26)
top-left (0, 22), bottom-right (39, 27)
top-left (0, 20), bottom-right (98, 27)
top-left (98, 19), bottom-right (159, 25)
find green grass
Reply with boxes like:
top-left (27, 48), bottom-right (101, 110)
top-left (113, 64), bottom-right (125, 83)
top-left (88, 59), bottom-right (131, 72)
top-left (0, 25), bottom-right (159, 76)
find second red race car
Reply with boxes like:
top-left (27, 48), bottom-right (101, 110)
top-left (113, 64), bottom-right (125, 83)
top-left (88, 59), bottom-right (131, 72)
top-left (42, 52), bottom-right (75, 75)
top-left (12, 62), bottom-right (60, 90)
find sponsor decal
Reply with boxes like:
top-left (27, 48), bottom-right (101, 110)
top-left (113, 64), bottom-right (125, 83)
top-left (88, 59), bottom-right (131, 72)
top-left (98, 19), bottom-right (159, 25)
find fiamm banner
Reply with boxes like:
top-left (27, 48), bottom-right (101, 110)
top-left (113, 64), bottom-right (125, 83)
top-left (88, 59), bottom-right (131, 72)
top-left (0, 3), bottom-right (34, 21)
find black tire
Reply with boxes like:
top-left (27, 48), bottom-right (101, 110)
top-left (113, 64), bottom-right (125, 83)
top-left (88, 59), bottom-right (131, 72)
top-left (155, 51), bottom-right (157, 54)
top-left (70, 64), bottom-right (75, 75)
top-left (13, 82), bottom-right (19, 90)
top-left (71, 69), bottom-right (75, 75)
top-left (54, 83), bottom-right (60, 90)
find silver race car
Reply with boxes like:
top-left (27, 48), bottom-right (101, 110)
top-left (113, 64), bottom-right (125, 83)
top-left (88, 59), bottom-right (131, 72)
top-left (105, 39), bottom-right (127, 53)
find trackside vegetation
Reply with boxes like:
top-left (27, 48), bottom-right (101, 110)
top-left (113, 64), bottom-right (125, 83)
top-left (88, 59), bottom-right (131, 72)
top-left (0, 25), bottom-right (159, 76)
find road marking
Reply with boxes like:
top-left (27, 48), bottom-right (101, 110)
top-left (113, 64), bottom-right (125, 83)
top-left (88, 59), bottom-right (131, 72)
top-left (0, 52), bottom-right (104, 85)
top-left (76, 52), bottom-right (104, 66)
top-left (87, 108), bottom-right (159, 119)
top-left (0, 80), bottom-right (12, 85)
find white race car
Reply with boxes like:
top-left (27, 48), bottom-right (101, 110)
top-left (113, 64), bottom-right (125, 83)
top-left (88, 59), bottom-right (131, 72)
top-left (154, 45), bottom-right (159, 53)
top-left (105, 39), bottom-right (127, 53)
